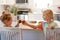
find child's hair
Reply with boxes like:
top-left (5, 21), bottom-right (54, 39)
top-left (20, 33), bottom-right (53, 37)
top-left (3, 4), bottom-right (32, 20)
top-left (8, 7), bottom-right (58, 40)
top-left (1, 13), bottom-right (12, 22)
top-left (2, 11), bottom-right (5, 14)
top-left (43, 9), bottom-right (53, 19)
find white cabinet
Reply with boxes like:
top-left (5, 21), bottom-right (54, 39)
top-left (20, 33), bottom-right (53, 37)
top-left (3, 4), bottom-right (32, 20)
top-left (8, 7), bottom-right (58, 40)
top-left (22, 29), bottom-right (45, 40)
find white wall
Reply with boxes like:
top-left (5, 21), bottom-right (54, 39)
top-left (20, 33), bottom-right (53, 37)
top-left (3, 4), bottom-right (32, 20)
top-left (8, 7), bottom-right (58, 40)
top-left (53, 0), bottom-right (60, 5)
top-left (0, 0), bottom-right (15, 15)
top-left (51, 0), bottom-right (60, 13)
top-left (28, 14), bottom-right (43, 21)
top-left (0, 0), bottom-right (15, 5)
top-left (0, 5), bottom-right (4, 16)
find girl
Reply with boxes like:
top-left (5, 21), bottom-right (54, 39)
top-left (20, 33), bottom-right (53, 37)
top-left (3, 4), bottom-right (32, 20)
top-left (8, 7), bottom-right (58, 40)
top-left (21, 9), bottom-right (58, 30)
top-left (43, 9), bottom-right (58, 29)
top-left (1, 13), bottom-right (20, 27)
top-left (1, 13), bottom-right (12, 27)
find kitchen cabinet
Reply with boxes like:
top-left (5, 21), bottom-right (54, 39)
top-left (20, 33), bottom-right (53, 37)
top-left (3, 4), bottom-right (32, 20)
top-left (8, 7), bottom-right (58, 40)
top-left (0, 28), bottom-right (45, 40)
top-left (22, 29), bottom-right (45, 40)
top-left (0, 28), bottom-right (21, 40)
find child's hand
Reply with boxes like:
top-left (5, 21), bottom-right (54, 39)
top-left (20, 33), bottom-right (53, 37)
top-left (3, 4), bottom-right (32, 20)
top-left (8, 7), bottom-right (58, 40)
top-left (21, 20), bottom-right (28, 26)
top-left (37, 26), bottom-right (43, 30)
top-left (37, 22), bottom-right (43, 30)
top-left (50, 26), bottom-right (55, 29)
top-left (15, 20), bottom-right (21, 27)
top-left (18, 20), bottom-right (21, 23)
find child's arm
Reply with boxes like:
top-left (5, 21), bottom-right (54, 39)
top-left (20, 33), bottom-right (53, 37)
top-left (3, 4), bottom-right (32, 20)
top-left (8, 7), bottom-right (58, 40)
top-left (22, 21), bottom-right (43, 30)
top-left (15, 20), bottom-right (21, 27)
top-left (15, 23), bottom-right (19, 27)
top-left (27, 23), bottom-right (38, 29)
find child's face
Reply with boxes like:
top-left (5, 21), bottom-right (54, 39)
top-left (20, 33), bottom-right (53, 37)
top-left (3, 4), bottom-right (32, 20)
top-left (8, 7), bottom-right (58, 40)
top-left (43, 12), bottom-right (51, 21)
top-left (4, 19), bottom-right (12, 26)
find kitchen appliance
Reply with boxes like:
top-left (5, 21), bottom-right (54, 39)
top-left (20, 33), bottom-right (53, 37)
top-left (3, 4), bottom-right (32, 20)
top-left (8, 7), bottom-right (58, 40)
top-left (16, 0), bottom-right (28, 3)
top-left (17, 11), bottom-right (28, 20)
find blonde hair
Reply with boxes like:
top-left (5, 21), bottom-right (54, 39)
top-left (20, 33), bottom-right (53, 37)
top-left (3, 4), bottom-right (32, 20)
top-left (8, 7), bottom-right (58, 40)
top-left (43, 9), bottom-right (53, 19)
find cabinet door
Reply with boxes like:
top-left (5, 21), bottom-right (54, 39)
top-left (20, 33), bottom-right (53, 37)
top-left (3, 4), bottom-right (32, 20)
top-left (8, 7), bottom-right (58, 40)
top-left (22, 29), bottom-right (45, 40)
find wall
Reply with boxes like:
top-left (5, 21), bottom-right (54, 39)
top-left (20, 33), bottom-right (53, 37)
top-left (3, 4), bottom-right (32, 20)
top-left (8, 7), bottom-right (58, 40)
top-left (51, 0), bottom-right (60, 13)
top-left (0, 5), bottom-right (4, 16)
top-left (0, 0), bottom-right (34, 14)
top-left (0, 0), bottom-right (15, 5)
top-left (28, 14), bottom-right (43, 21)
top-left (53, 0), bottom-right (60, 5)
